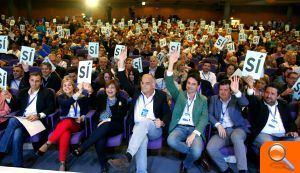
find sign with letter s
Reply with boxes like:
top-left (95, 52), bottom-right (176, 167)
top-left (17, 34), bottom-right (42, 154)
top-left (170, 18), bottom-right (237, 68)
top-left (20, 46), bottom-right (35, 66)
top-left (0, 68), bottom-right (7, 90)
top-left (88, 42), bottom-right (99, 58)
top-left (114, 45), bottom-right (126, 60)
top-left (132, 57), bottom-right (143, 73)
top-left (77, 60), bottom-right (93, 84)
top-left (169, 42), bottom-right (181, 57)
top-left (292, 77), bottom-right (300, 100)
top-left (242, 50), bottom-right (266, 79)
top-left (0, 36), bottom-right (8, 53)
top-left (214, 35), bottom-right (228, 50)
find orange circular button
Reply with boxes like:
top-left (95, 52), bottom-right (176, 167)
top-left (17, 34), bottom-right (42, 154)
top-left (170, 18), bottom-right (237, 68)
top-left (268, 143), bottom-right (285, 161)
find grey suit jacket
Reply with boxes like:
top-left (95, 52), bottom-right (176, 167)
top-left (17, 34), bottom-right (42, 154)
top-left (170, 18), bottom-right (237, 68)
top-left (208, 92), bottom-right (250, 133)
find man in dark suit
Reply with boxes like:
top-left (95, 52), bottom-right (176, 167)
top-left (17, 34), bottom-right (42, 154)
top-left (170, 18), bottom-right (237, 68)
top-left (142, 56), bottom-right (165, 79)
top-left (207, 78), bottom-right (249, 173)
top-left (0, 72), bottom-right (55, 167)
top-left (108, 48), bottom-right (171, 172)
top-left (244, 76), bottom-right (300, 154)
top-left (7, 63), bottom-right (30, 91)
top-left (40, 62), bottom-right (62, 92)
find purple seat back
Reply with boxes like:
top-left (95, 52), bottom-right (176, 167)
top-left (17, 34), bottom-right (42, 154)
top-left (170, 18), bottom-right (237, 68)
top-left (147, 137), bottom-right (163, 149)
top-left (107, 134), bottom-right (123, 147)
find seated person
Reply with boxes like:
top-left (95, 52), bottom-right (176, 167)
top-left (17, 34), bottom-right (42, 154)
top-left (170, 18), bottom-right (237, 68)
top-left (244, 76), bottom-right (300, 155)
top-left (40, 62), bottom-right (62, 92)
top-left (73, 79), bottom-right (128, 173)
top-left (207, 77), bottom-right (249, 173)
top-left (37, 77), bottom-right (92, 171)
top-left (0, 89), bottom-right (12, 131)
top-left (0, 72), bottom-right (55, 167)
top-left (7, 63), bottom-right (30, 91)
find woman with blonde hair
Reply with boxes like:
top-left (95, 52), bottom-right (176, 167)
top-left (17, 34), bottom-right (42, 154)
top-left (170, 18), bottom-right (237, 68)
top-left (37, 76), bottom-right (93, 171)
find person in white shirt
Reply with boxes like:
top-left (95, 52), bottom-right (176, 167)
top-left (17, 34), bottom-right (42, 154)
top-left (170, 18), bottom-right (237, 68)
top-left (108, 48), bottom-right (171, 173)
top-left (244, 75), bottom-right (300, 155)
top-left (199, 60), bottom-right (217, 87)
top-left (7, 42), bottom-right (21, 58)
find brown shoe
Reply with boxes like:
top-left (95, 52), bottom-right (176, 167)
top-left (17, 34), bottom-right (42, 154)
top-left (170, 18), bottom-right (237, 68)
top-left (108, 155), bottom-right (130, 170)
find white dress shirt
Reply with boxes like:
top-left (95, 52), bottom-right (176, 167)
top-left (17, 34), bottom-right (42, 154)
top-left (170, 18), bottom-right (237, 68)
top-left (23, 89), bottom-right (39, 117)
top-left (199, 70), bottom-right (217, 87)
top-left (134, 91), bottom-right (156, 123)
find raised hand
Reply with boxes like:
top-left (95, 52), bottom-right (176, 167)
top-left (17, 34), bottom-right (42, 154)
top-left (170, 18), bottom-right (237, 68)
top-left (119, 47), bottom-right (127, 63)
top-left (21, 62), bottom-right (30, 72)
top-left (230, 75), bottom-right (240, 93)
top-left (168, 50), bottom-right (179, 64)
top-left (244, 75), bottom-right (254, 89)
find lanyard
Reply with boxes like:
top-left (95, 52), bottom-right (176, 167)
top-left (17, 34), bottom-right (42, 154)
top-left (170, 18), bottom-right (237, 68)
top-left (42, 79), bottom-right (48, 87)
top-left (27, 95), bottom-right (37, 108)
top-left (186, 95), bottom-right (195, 112)
top-left (13, 79), bottom-right (20, 88)
top-left (202, 71), bottom-right (210, 81)
top-left (220, 102), bottom-right (229, 122)
top-left (72, 102), bottom-right (78, 117)
top-left (142, 95), bottom-right (153, 109)
top-left (268, 106), bottom-right (277, 120)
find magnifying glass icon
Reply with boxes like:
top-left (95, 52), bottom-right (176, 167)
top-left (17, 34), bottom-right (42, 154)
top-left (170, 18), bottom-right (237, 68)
top-left (268, 143), bottom-right (295, 171)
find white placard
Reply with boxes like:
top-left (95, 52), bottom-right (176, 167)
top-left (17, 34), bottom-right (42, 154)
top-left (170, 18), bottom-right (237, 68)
top-left (225, 24), bottom-right (229, 30)
top-left (180, 24), bottom-right (185, 30)
top-left (249, 26), bottom-right (253, 31)
top-left (157, 52), bottom-right (166, 65)
top-left (58, 30), bottom-right (64, 38)
top-left (231, 68), bottom-right (242, 78)
top-left (295, 31), bottom-right (299, 37)
top-left (65, 16), bottom-right (68, 21)
top-left (158, 21), bottom-right (161, 26)
top-left (226, 42), bottom-right (235, 52)
top-left (45, 22), bottom-right (49, 28)
top-left (187, 34), bottom-right (193, 42)
top-left (53, 18), bottom-right (56, 23)
top-left (114, 45), bottom-right (126, 60)
top-left (200, 20), bottom-right (205, 29)
top-left (271, 30), bottom-right (275, 34)
top-left (43, 57), bottom-right (56, 71)
top-left (214, 35), bottom-right (228, 50)
top-left (9, 20), bottom-right (15, 26)
top-left (65, 29), bottom-right (70, 37)
top-left (265, 32), bottom-right (271, 39)
top-left (136, 26), bottom-right (141, 34)
top-left (253, 30), bottom-right (258, 36)
top-left (77, 60), bottom-right (93, 84)
top-left (0, 36), bottom-right (8, 53)
top-left (57, 25), bottom-right (62, 31)
top-left (112, 18), bottom-right (116, 24)
top-left (259, 26), bottom-right (264, 31)
top-left (159, 38), bottom-right (167, 47)
top-left (20, 24), bottom-right (25, 32)
top-left (201, 35), bottom-right (208, 42)
top-left (210, 21), bottom-right (215, 27)
top-left (128, 20), bottom-right (132, 26)
top-left (238, 24), bottom-right (244, 30)
top-left (0, 68), bottom-right (7, 90)
top-left (20, 46), bottom-right (35, 66)
top-left (252, 36), bottom-right (260, 45)
top-left (225, 35), bottom-right (232, 42)
top-left (285, 25), bottom-right (290, 32)
top-left (132, 57), bottom-right (143, 73)
top-left (88, 42), bottom-right (99, 58)
top-left (119, 22), bottom-right (124, 29)
top-left (152, 26), bottom-right (158, 33)
top-left (208, 26), bottom-right (214, 35)
top-left (1, 15), bottom-right (5, 20)
top-left (167, 23), bottom-right (171, 29)
top-left (292, 77), bottom-right (300, 99)
top-left (0, 24), bottom-right (2, 31)
top-left (239, 33), bottom-right (246, 42)
top-left (169, 42), bottom-right (181, 57)
top-left (143, 23), bottom-right (148, 29)
top-left (242, 50), bottom-right (267, 79)
top-left (227, 28), bottom-right (232, 35)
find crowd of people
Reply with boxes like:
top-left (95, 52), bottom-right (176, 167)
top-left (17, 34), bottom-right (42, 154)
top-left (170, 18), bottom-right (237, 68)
top-left (0, 15), bottom-right (299, 173)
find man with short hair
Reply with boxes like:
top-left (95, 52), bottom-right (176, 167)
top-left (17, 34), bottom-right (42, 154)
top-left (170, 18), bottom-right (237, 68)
top-left (40, 62), bottom-right (62, 92)
top-left (199, 60), bottom-right (217, 87)
top-left (0, 72), bottom-right (55, 167)
top-left (7, 63), bottom-right (30, 91)
top-left (244, 76), bottom-right (300, 154)
top-left (108, 48), bottom-right (171, 173)
top-left (142, 56), bottom-right (165, 79)
top-left (166, 51), bottom-right (208, 173)
top-left (279, 72), bottom-right (299, 103)
top-left (207, 78), bottom-right (249, 173)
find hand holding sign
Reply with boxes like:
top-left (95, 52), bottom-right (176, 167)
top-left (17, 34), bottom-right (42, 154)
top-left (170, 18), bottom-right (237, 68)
top-left (253, 36), bottom-right (260, 45)
top-left (242, 50), bottom-right (266, 79)
top-left (169, 42), bottom-right (181, 58)
top-left (77, 60), bottom-right (93, 84)
top-left (168, 49), bottom-right (179, 64)
top-left (118, 46), bottom-right (127, 63)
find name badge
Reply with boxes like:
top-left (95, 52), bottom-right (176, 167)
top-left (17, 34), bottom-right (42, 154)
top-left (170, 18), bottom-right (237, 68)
top-left (141, 108), bottom-right (149, 117)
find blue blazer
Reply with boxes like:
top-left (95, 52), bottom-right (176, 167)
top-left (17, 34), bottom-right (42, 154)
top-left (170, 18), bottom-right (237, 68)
top-left (57, 94), bottom-right (90, 119)
top-left (208, 93), bottom-right (250, 133)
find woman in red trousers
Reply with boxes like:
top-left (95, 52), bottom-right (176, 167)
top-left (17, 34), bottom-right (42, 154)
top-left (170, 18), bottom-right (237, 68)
top-left (37, 76), bottom-right (92, 171)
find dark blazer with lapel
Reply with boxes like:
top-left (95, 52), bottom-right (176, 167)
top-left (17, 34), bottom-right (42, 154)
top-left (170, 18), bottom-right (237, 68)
top-left (57, 94), bottom-right (90, 118)
top-left (92, 93), bottom-right (128, 132)
top-left (16, 87), bottom-right (56, 125)
top-left (42, 72), bottom-right (62, 92)
top-left (209, 94), bottom-right (250, 133)
top-left (7, 71), bottom-right (30, 91)
top-left (182, 79), bottom-right (214, 99)
top-left (142, 65), bottom-right (165, 79)
top-left (118, 70), bottom-right (171, 133)
top-left (247, 93), bottom-right (297, 142)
